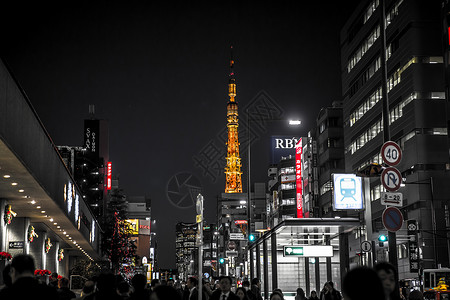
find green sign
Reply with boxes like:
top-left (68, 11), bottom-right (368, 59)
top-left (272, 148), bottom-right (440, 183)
top-left (284, 246), bottom-right (303, 256)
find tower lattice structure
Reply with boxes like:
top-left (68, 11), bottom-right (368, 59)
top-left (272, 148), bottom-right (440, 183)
top-left (225, 46), bottom-right (243, 193)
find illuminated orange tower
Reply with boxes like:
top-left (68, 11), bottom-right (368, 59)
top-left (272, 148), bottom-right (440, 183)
top-left (225, 46), bottom-right (243, 193)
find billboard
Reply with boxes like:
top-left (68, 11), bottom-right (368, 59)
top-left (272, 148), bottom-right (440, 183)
top-left (332, 174), bottom-right (363, 210)
top-left (295, 138), bottom-right (303, 218)
top-left (84, 119), bottom-right (100, 156)
top-left (139, 219), bottom-right (151, 235)
top-left (126, 219), bottom-right (139, 235)
top-left (106, 162), bottom-right (112, 190)
top-left (271, 136), bottom-right (300, 163)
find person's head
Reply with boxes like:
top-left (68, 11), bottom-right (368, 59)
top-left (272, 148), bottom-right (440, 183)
top-left (236, 287), bottom-right (247, 300)
top-left (167, 278), bottom-right (175, 287)
top-left (243, 280), bottom-right (250, 289)
top-left (218, 276), bottom-right (232, 293)
top-left (150, 285), bottom-right (182, 300)
top-left (132, 274), bottom-right (148, 290)
top-left (375, 262), bottom-right (399, 299)
top-left (51, 272), bottom-right (58, 281)
top-left (2, 264), bottom-right (12, 287)
top-left (117, 281), bottom-right (130, 296)
top-left (10, 254), bottom-right (35, 282)
top-left (325, 281), bottom-right (334, 291)
top-left (59, 277), bottom-right (70, 288)
top-left (273, 288), bottom-right (283, 296)
top-left (82, 281), bottom-right (96, 296)
top-left (151, 278), bottom-right (160, 288)
top-left (409, 290), bottom-right (424, 300)
top-left (270, 291), bottom-right (284, 300)
top-left (310, 290), bottom-right (317, 298)
top-left (251, 278), bottom-right (260, 288)
top-left (96, 273), bottom-right (116, 292)
top-left (187, 277), bottom-right (198, 289)
top-left (296, 288), bottom-right (305, 296)
top-left (343, 267), bottom-right (384, 300)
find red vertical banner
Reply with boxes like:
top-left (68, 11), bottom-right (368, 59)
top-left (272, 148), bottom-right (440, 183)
top-left (295, 138), bottom-right (303, 218)
top-left (107, 162), bottom-right (112, 190)
top-left (448, 27), bottom-right (450, 45)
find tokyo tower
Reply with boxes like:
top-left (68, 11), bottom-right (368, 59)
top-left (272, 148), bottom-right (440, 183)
top-left (225, 46), bottom-right (243, 193)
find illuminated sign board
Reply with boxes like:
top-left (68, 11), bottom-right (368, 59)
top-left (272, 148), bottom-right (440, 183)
top-left (139, 219), bottom-right (151, 235)
top-left (75, 194), bottom-right (80, 229)
top-left (84, 120), bottom-right (100, 156)
top-left (67, 182), bottom-right (73, 214)
top-left (126, 219), bottom-right (139, 235)
top-left (107, 162), bottom-right (112, 190)
top-left (283, 245), bottom-right (333, 257)
top-left (234, 220), bottom-right (248, 225)
top-left (332, 174), bottom-right (363, 210)
top-left (295, 138), bottom-right (303, 218)
top-left (271, 136), bottom-right (300, 163)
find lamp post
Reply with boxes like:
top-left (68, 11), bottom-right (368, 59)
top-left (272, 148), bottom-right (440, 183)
top-left (245, 111), bottom-right (301, 279)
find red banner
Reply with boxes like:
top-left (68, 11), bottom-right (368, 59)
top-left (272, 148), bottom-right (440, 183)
top-left (295, 138), bottom-right (303, 218)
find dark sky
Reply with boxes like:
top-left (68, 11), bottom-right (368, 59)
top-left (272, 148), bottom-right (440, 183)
top-left (1, 0), bottom-right (359, 268)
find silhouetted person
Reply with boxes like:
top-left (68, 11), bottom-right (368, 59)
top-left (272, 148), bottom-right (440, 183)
top-left (57, 277), bottom-right (76, 300)
top-left (79, 280), bottom-right (96, 299)
top-left (49, 272), bottom-right (59, 288)
top-left (117, 281), bottom-right (131, 299)
top-left (0, 264), bottom-right (12, 290)
top-left (130, 274), bottom-right (151, 300)
top-left (85, 273), bottom-right (122, 300)
top-left (209, 276), bottom-right (240, 300)
top-left (375, 262), bottom-right (402, 300)
top-left (0, 254), bottom-right (58, 299)
top-left (342, 267), bottom-right (384, 300)
top-left (247, 278), bottom-right (263, 300)
top-left (151, 285), bottom-right (182, 300)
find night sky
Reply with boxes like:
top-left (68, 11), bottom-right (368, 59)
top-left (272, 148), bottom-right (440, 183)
top-left (1, 0), bottom-right (359, 268)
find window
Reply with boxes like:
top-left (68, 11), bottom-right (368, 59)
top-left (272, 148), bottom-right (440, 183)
top-left (388, 57), bottom-right (417, 92)
top-left (364, 0), bottom-right (380, 24)
top-left (350, 87), bottom-right (382, 126)
top-left (319, 122), bottom-right (326, 133)
top-left (347, 25), bottom-right (381, 73)
top-left (385, 0), bottom-right (404, 27)
top-left (348, 119), bottom-right (383, 154)
top-left (328, 138), bottom-right (338, 148)
top-left (320, 181), bottom-right (332, 196)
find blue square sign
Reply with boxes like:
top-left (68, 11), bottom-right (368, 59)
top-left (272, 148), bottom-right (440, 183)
top-left (333, 174), bottom-right (363, 210)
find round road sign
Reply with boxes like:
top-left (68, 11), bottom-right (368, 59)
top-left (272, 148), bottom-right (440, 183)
top-left (381, 167), bottom-right (402, 192)
top-left (381, 141), bottom-right (402, 166)
top-left (382, 207), bottom-right (404, 232)
top-left (227, 241), bottom-right (236, 251)
top-left (361, 241), bottom-right (372, 252)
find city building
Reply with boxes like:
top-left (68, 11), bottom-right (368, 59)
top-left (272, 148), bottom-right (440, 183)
top-left (341, 0), bottom-right (450, 276)
top-left (0, 59), bottom-right (101, 283)
top-left (175, 222), bottom-right (198, 281)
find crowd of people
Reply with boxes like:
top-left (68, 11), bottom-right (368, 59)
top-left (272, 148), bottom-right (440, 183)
top-left (0, 255), bottom-right (427, 300)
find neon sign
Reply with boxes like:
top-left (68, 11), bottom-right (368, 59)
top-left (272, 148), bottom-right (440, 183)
top-left (295, 138), bottom-right (303, 218)
top-left (107, 162), bottom-right (112, 190)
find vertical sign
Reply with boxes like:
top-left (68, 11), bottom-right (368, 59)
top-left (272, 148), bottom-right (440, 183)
top-left (107, 162), bottom-right (112, 190)
top-left (295, 138), bottom-right (303, 218)
top-left (407, 219), bottom-right (419, 272)
top-left (84, 119), bottom-right (100, 156)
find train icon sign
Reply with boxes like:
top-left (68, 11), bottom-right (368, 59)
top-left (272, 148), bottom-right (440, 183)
top-left (381, 167), bottom-right (402, 192)
top-left (332, 174), bottom-right (363, 210)
top-left (381, 141), bottom-right (402, 166)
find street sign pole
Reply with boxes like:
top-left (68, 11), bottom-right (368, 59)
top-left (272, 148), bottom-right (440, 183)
top-left (196, 194), bottom-right (204, 300)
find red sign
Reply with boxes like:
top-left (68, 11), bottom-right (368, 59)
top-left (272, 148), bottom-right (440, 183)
top-left (234, 220), bottom-right (248, 225)
top-left (381, 141), bottom-right (402, 166)
top-left (107, 162), bottom-right (112, 190)
top-left (295, 138), bottom-right (303, 218)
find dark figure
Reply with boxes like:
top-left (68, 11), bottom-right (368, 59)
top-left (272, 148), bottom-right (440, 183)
top-left (375, 262), bottom-right (402, 300)
top-left (0, 254), bottom-right (58, 300)
top-left (49, 272), bottom-right (59, 288)
top-left (130, 274), bottom-right (152, 300)
top-left (295, 288), bottom-right (306, 300)
top-left (270, 292), bottom-right (284, 300)
top-left (57, 277), bottom-right (76, 300)
top-left (408, 290), bottom-right (424, 300)
top-left (319, 281), bottom-right (341, 300)
top-left (151, 285), bottom-right (182, 300)
top-left (167, 279), bottom-right (175, 287)
top-left (242, 280), bottom-right (250, 291)
top-left (0, 264), bottom-right (12, 290)
top-left (117, 281), bottom-right (131, 299)
top-left (273, 289), bottom-right (284, 298)
top-left (209, 276), bottom-right (240, 300)
top-left (309, 290), bottom-right (319, 300)
top-left (247, 278), bottom-right (263, 300)
top-left (342, 266), bottom-right (385, 300)
top-left (79, 280), bottom-right (96, 299)
top-left (151, 279), bottom-right (161, 291)
top-left (186, 276), bottom-right (207, 300)
top-left (85, 273), bottom-right (122, 300)
top-left (236, 287), bottom-right (250, 300)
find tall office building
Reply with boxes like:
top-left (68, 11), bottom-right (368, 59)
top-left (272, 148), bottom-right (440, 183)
top-left (341, 0), bottom-right (450, 276)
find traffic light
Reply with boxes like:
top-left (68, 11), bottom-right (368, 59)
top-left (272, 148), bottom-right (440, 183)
top-left (378, 234), bottom-right (388, 247)
top-left (219, 258), bottom-right (225, 264)
top-left (248, 234), bottom-right (256, 243)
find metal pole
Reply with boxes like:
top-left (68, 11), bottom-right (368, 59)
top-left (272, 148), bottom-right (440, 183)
top-left (197, 194), bottom-right (204, 300)
top-left (247, 109), bottom-right (252, 234)
top-left (430, 177), bottom-right (438, 268)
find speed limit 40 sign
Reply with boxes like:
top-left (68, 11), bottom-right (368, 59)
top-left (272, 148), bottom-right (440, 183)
top-left (381, 141), bottom-right (402, 166)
